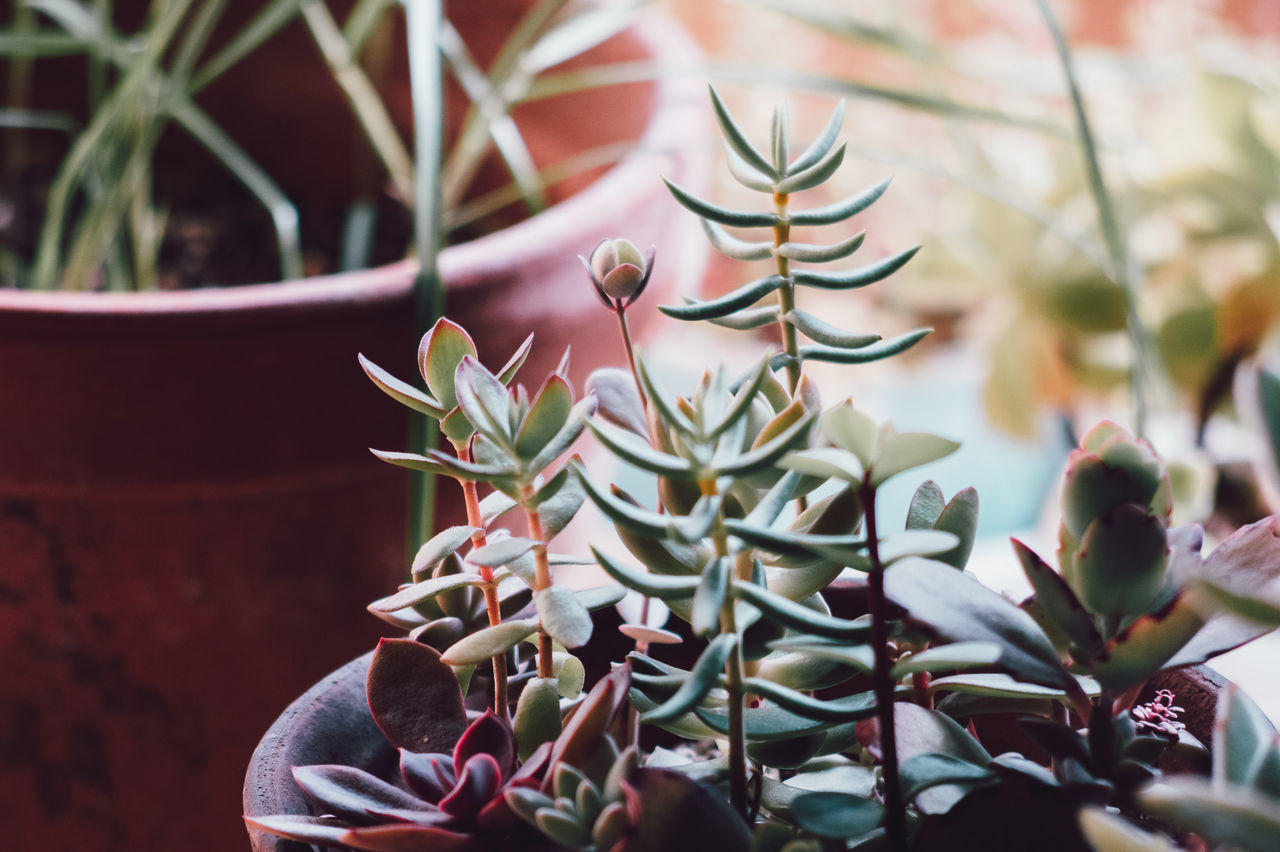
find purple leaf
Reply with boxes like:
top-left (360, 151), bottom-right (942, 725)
top-left (453, 710), bottom-right (517, 781)
top-left (439, 753), bottom-right (502, 820)
top-left (244, 814), bottom-right (352, 846)
top-left (620, 768), bottom-right (751, 852)
top-left (340, 822), bottom-right (477, 852)
top-left (291, 765), bottom-right (424, 821)
top-left (548, 662), bottom-right (631, 776)
top-left (400, 750), bottom-right (457, 802)
top-left (367, 638), bottom-right (468, 753)
top-left (360, 806), bottom-right (453, 827)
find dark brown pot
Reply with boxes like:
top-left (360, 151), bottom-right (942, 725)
top-left (0, 12), bottom-right (706, 851)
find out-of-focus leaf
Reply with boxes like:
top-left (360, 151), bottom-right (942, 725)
top-left (1088, 594), bottom-right (1203, 692)
top-left (891, 642), bottom-right (1002, 678)
top-left (871, 431), bottom-right (960, 487)
top-left (928, 672), bottom-right (1100, 701)
top-left (789, 791), bottom-right (884, 839)
top-left (1140, 779), bottom-right (1280, 852)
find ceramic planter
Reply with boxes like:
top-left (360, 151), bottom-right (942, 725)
top-left (0, 11), bottom-right (706, 851)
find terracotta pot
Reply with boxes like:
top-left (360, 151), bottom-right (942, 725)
top-left (0, 12), bottom-right (706, 852)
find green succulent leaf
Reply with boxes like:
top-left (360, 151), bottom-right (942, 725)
top-left (527, 397), bottom-right (594, 477)
top-left (515, 374), bottom-right (573, 461)
top-left (878, 529), bottom-right (961, 564)
top-left (785, 309), bottom-right (880, 349)
top-left (573, 585), bottom-right (628, 612)
top-left (440, 618), bottom-right (540, 666)
top-left (884, 558), bottom-right (1070, 689)
top-left (368, 573), bottom-right (485, 613)
top-left (636, 359), bottom-right (699, 439)
top-left (871, 431), bottom-right (960, 487)
top-left (777, 232), bottom-right (866, 266)
top-left (702, 219), bottom-right (774, 261)
top-left (470, 536), bottom-right (538, 568)
top-left (891, 641), bottom-right (1003, 678)
top-left (664, 177), bottom-right (779, 228)
top-left (420, 318), bottom-right (476, 411)
top-left (535, 468), bottom-right (586, 541)
top-left (369, 449), bottom-right (451, 478)
top-left (1077, 806), bottom-right (1180, 852)
top-left (776, 142), bottom-right (846, 194)
top-left (770, 101), bottom-right (789, 175)
top-left (587, 417), bottom-right (696, 478)
top-left (495, 334), bottom-right (534, 387)
top-left (709, 84), bottom-right (778, 179)
top-left (724, 516), bottom-right (864, 562)
top-left (536, 586), bottom-right (593, 648)
top-left (900, 754), bottom-right (995, 802)
top-left (1216, 684), bottom-right (1277, 789)
top-left (780, 328), bottom-right (931, 367)
top-left (788, 178), bottom-right (890, 226)
top-left (454, 356), bottom-right (515, 449)
top-left (691, 556), bottom-right (730, 637)
top-left (514, 677), bottom-right (563, 762)
top-left (768, 636), bottom-right (875, 674)
top-left (1196, 580), bottom-right (1280, 627)
top-left (659, 274), bottom-right (786, 322)
top-left (1140, 779), bottom-right (1280, 852)
top-left (1013, 539), bottom-right (1102, 654)
top-left (359, 353), bottom-right (447, 419)
top-left (591, 546), bottom-right (700, 600)
top-left (707, 358), bottom-right (773, 440)
top-left (743, 679), bottom-right (877, 722)
top-left (733, 580), bottom-right (872, 640)
top-left (410, 525), bottom-right (480, 575)
top-left (906, 481), bottom-right (946, 530)
top-left (788, 99), bottom-right (846, 174)
top-left (641, 633), bottom-right (737, 724)
top-left (712, 411), bottom-right (816, 478)
top-left (793, 246), bottom-right (920, 290)
top-left (928, 672), bottom-right (1100, 701)
top-left (703, 303), bottom-right (781, 331)
top-left (1087, 593), bottom-right (1204, 692)
top-left (790, 791), bottom-right (884, 840)
top-left (725, 145), bottom-right (779, 193)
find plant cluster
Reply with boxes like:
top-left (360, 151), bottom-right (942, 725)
top-left (248, 87), bottom-right (1280, 852)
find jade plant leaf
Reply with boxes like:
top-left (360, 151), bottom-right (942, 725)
top-left (1087, 593), bottom-right (1204, 693)
top-left (900, 754), bottom-right (995, 803)
top-left (891, 642), bottom-right (1002, 678)
top-left (366, 638), bottom-right (468, 753)
top-left (368, 572), bottom-right (485, 614)
top-left (1140, 779), bottom-right (1280, 852)
top-left (419, 318), bottom-right (476, 411)
top-left (440, 619), bottom-right (540, 667)
top-left (884, 558), bottom-right (1070, 689)
top-left (790, 791), bottom-right (884, 840)
top-left (515, 374), bottom-right (573, 461)
top-left (535, 586), bottom-right (593, 648)
top-left (359, 353), bottom-right (447, 419)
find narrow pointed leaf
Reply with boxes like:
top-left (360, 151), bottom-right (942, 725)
top-left (1140, 779), bottom-right (1280, 852)
top-left (794, 246), bottom-right (920, 290)
top-left (574, 585), bottom-right (627, 612)
top-left (659, 274), bottom-right (786, 321)
top-left (664, 178), bottom-right (779, 228)
top-left (768, 637), bottom-right (875, 673)
top-left (709, 85), bottom-right (777, 178)
top-left (370, 449), bottom-right (450, 477)
top-left (744, 678), bottom-right (877, 722)
top-left (691, 556), bottom-right (729, 637)
top-left (637, 358), bottom-right (699, 438)
top-left (726, 145), bottom-right (778, 192)
top-left (528, 396), bottom-right (593, 476)
top-left (789, 100), bottom-right (845, 174)
top-left (707, 358), bottom-right (772, 439)
top-left (771, 100), bottom-right (789, 174)
top-left (291, 766), bottom-right (425, 821)
top-left (586, 418), bottom-right (695, 478)
top-left (790, 328), bottom-right (931, 365)
top-left (704, 303), bottom-right (780, 330)
top-left (787, 310), bottom-right (880, 349)
top-left (495, 334), bottom-right (534, 386)
top-left (789, 178), bottom-right (891, 226)
top-left (359, 354), bottom-right (447, 418)
top-left (776, 142), bottom-right (846, 194)
top-left (928, 672), bottom-right (1101, 700)
top-left (454, 356), bottom-right (514, 447)
top-left (245, 815), bottom-right (351, 847)
top-left (591, 547), bottom-right (699, 599)
top-left (733, 580), bottom-right (872, 639)
top-left (712, 411), bottom-right (816, 478)
top-left (702, 219), bottom-right (773, 261)
top-left (641, 634), bottom-right (737, 724)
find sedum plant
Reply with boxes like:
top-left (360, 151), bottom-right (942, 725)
top-left (248, 87), bottom-right (1280, 852)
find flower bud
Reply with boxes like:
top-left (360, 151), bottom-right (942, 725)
top-left (582, 238), bottom-right (654, 310)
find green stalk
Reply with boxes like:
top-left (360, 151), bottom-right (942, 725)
top-left (861, 478), bottom-right (906, 852)
top-left (707, 479), bottom-right (749, 822)
top-left (771, 191), bottom-right (801, 395)
top-left (1034, 0), bottom-right (1155, 438)
top-left (402, 0), bottom-right (445, 549)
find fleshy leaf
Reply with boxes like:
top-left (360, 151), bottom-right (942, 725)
top-left (292, 765), bottom-right (425, 821)
top-left (1013, 538), bottom-right (1104, 656)
top-left (658, 274), bottom-right (786, 322)
top-left (776, 142), bottom-right (846, 194)
top-left (591, 547), bottom-right (700, 600)
top-left (871, 431), bottom-right (960, 487)
top-left (620, 767), bottom-right (752, 852)
top-left (900, 754), bottom-right (994, 802)
top-left (440, 619), bottom-right (540, 666)
top-left (702, 219), bottom-right (773, 261)
top-left (369, 573), bottom-right (484, 614)
top-left (513, 678), bottom-right (562, 762)
top-left (785, 308), bottom-right (879, 349)
top-left (790, 791), bottom-right (884, 839)
top-left (470, 537), bottom-right (538, 568)
top-left (536, 585), bottom-right (593, 648)
top-left (691, 556), bottom-right (729, 637)
top-left (793, 247), bottom-right (920, 291)
top-left (515, 374), bottom-right (573, 461)
top-left (1087, 593), bottom-right (1203, 692)
top-left (788, 178), bottom-right (891, 226)
top-left (884, 558), bottom-right (1070, 689)
top-left (708, 84), bottom-right (777, 179)
top-left (663, 177), bottom-right (779, 228)
top-left (367, 639), bottom-right (468, 753)
top-left (1140, 779), bottom-right (1280, 852)
top-left (420, 318), bottom-right (476, 411)
top-left (891, 641), bottom-right (1003, 678)
top-left (641, 634), bottom-right (737, 724)
top-left (359, 353), bottom-right (447, 419)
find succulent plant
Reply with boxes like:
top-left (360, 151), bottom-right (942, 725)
top-left (248, 85), bottom-right (1280, 852)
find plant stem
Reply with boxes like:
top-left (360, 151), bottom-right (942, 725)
top-left (862, 479), bottom-right (906, 852)
top-left (616, 308), bottom-right (648, 410)
top-left (455, 443), bottom-right (508, 716)
top-left (708, 484), bottom-right (749, 822)
top-left (521, 485), bottom-right (556, 680)
top-left (771, 192), bottom-right (801, 395)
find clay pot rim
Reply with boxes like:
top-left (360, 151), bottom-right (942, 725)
top-left (0, 14), bottom-right (700, 319)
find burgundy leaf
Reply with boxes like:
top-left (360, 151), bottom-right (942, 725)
top-left (360, 806), bottom-right (453, 827)
top-left (549, 662), bottom-right (631, 774)
top-left (400, 750), bottom-right (457, 802)
top-left (620, 768), bottom-right (751, 852)
top-left (476, 776), bottom-right (539, 832)
top-left (368, 638), bottom-right (468, 753)
top-left (244, 814), bottom-right (352, 846)
top-left (439, 753), bottom-right (502, 820)
top-left (291, 765), bottom-right (423, 822)
top-left (340, 823), bottom-right (477, 852)
top-left (453, 710), bottom-right (517, 781)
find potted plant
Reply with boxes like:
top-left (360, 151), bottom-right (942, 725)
top-left (244, 83), bottom-right (1280, 851)
top-left (0, 2), bottom-right (706, 849)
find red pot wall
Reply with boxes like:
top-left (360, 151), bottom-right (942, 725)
top-left (0, 12), bottom-right (707, 852)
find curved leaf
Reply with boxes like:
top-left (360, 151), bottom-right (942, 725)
top-left (900, 754), bottom-right (994, 802)
top-left (788, 177), bottom-right (890, 226)
top-left (785, 309), bottom-right (880, 349)
top-left (369, 573), bottom-right (485, 613)
top-left (691, 556), bottom-right (729, 637)
top-left (591, 547), bottom-right (700, 600)
top-left (658, 274), bottom-right (786, 322)
top-left (871, 431), bottom-right (960, 487)
top-left (359, 353), bottom-right (447, 419)
top-left (743, 678), bottom-right (877, 722)
top-left (440, 619), bottom-right (540, 666)
top-left (709, 84), bottom-right (777, 178)
top-left (701, 219), bottom-right (773, 261)
top-left (586, 418), bottom-right (695, 478)
top-left (793, 246), bottom-right (920, 290)
top-left (776, 141), bottom-right (846, 194)
top-left (733, 580), bottom-right (872, 639)
top-left (789, 791), bottom-right (884, 839)
top-left (536, 585), bottom-right (593, 648)
top-left (788, 99), bottom-right (846, 175)
top-left (781, 328), bottom-right (931, 366)
top-left (640, 634), bottom-right (737, 724)
top-left (664, 177), bottom-right (779, 228)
